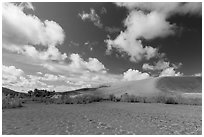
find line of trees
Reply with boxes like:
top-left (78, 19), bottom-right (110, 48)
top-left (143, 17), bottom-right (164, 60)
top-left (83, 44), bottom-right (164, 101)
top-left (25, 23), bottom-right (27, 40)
top-left (28, 89), bottom-right (56, 98)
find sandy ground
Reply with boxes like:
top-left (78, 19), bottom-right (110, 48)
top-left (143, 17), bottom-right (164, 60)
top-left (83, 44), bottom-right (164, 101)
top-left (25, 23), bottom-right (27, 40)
top-left (2, 102), bottom-right (202, 135)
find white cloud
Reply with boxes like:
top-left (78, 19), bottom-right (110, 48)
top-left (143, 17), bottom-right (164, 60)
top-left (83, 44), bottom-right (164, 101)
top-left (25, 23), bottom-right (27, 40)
top-left (42, 74), bottom-right (59, 81)
top-left (36, 72), bottom-right (43, 75)
top-left (116, 2), bottom-right (201, 16)
top-left (142, 60), bottom-right (183, 76)
top-left (2, 2), bottom-right (66, 62)
top-left (79, 8), bottom-right (103, 29)
top-left (105, 2), bottom-right (201, 62)
top-left (123, 69), bottom-right (150, 81)
top-left (25, 45), bottom-right (67, 61)
top-left (142, 60), bottom-right (170, 71)
top-left (3, 65), bottom-right (24, 77)
top-left (105, 10), bottom-right (172, 62)
top-left (3, 3), bottom-right (65, 47)
top-left (2, 65), bottom-right (48, 92)
top-left (159, 67), bottom-right (183, 77)
top-left (69, 53), bottom-right (106, 72)
top-left (41, 60), bottom-right (121, 87)
top-left (193, 73), bottom-right (202, 76)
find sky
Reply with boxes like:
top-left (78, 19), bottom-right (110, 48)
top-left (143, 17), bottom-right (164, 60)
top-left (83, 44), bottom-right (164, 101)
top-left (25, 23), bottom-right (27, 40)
top-left (2, 2), bottom-right (202, 92)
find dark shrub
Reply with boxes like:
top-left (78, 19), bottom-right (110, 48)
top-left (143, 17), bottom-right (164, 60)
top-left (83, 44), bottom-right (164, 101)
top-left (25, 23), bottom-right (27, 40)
top-left (164, 96), bottom-right (179, 104)
top-left (109, 94), bottom-right (116, 101)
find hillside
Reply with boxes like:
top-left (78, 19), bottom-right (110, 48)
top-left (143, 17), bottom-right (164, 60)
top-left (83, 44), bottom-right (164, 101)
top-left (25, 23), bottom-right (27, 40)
top-left (157, 76), bottom-right (202, 93)
top-left (95, 76), bottom-right (202, 97)
top-left (96, 78), bottom-right (160, 97)
top-left (2, 87), bottom-right (28, 97)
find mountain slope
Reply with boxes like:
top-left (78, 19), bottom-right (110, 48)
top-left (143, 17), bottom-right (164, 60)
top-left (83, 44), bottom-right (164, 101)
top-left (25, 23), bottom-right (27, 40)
top-left (156, 76), bottom-right (202, 93)
top-left (95, 76), bottom-right (202, 97)
top-left (2, 87), bottom-right (28, 97)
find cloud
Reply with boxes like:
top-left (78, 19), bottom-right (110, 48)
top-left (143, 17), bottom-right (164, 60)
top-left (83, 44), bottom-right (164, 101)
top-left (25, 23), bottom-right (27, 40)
top-left (142, 60), bottom-right (183, 76)
top-left (116, 2), bottom-right (201, 16)
top-left (123, 69), bottom-right (150, 81)
top-left (3, 3), bottom-right (65, 47)
top-left (42, 74), bottom-right (60, 81)
top-left (2, 65), bottom-right (49, 92)
top-left (159, 67), bottom-right (183, 77)
top-left (69, 53), bottom-right (106, 72)
top-left (2, 65), bottom-right (24, 87)
top-left (105, 10), bottom-right (172, 62)
top-left (19, 2), bottom-right (35, 11)
top-left (2, 2), bottom-right (66, 62)
top-left (12, 45), bottom-right (67, 61)
top-left (142, 60), bottom-right (170, 71)
top-left (105, 2), bottom-right (201, 62)
top-left (41, 60), bottom-right (121, 86)
top-left (3, 65), bottom-right (24, 77)
top-left (78, 8), bottom-right (103, 29)
top-left (36, 72), bottom-right (43, 75)
top-left (78, 8), bottom-right (122, 34)
top-left (193, 73), bottom-right (202, 76)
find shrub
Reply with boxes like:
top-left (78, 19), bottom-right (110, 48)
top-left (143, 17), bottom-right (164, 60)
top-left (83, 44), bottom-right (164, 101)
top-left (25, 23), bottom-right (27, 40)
top-left (109, 94), bottom-right (116, 101)
top-left (2, 94), bottom-right (23, 109)
top-left (164, 96), bottom-right (179, 104)
top-left (46, 94), bottom-right (103, 104)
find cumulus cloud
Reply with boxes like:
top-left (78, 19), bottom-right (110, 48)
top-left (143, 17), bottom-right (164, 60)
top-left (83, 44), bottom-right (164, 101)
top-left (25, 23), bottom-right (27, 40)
top-left (142, 60), bottom-right (170, 70)
top-left (105, 10), bottom-right (172, 62)
top-left (69, 53), bottom-right (106, 72)
top-left (142, 60), bottom-right (183, 76)
top-left (123, 69), bottom-right (150, 81)
top-left (159, 67), bottom-right (183, 77)
top-left (105, 2), bottom-right (201, 62)
top-left (3, 3), bottom-right (65, 47)
top-left (41, 60), bottom-right (121, 85)
top-left (2, 65), bottom-right (48, 92)
top-left (3, 65), bottom-right (24, 77)
top-left (11, 45), bottom-right (67, 61)
top-left (78, 8), bottom-right (103, 29)
top-left (2, 2), bottom-right (67, 62)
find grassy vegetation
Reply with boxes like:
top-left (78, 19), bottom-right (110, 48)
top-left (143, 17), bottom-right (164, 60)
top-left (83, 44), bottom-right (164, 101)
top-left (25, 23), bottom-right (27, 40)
top-left (31, 94), bottom-right (103, 104)
top-left (2, 94), bottom-right (23, 109)
top-left (26, 92), bottom-right (201, 106)
top-left (2, 87), bottom-right (201, 107)
top-left (117, 92), bottom-right (202, 105)
top-left (157, 76), bottom-right (202, 93)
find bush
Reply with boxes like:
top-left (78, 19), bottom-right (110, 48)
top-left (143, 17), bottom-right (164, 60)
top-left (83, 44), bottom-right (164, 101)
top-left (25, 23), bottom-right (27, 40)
top-left (120, 93), bottom-right (147, 103)
top-left (44, 94), bottom-right (103, 105)
top-left (118, 92), bottom-right (201, 105)
top-left (109, 94), bottom-right (116, 101)
top-left (2, 94), bottom-right (23, 109)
